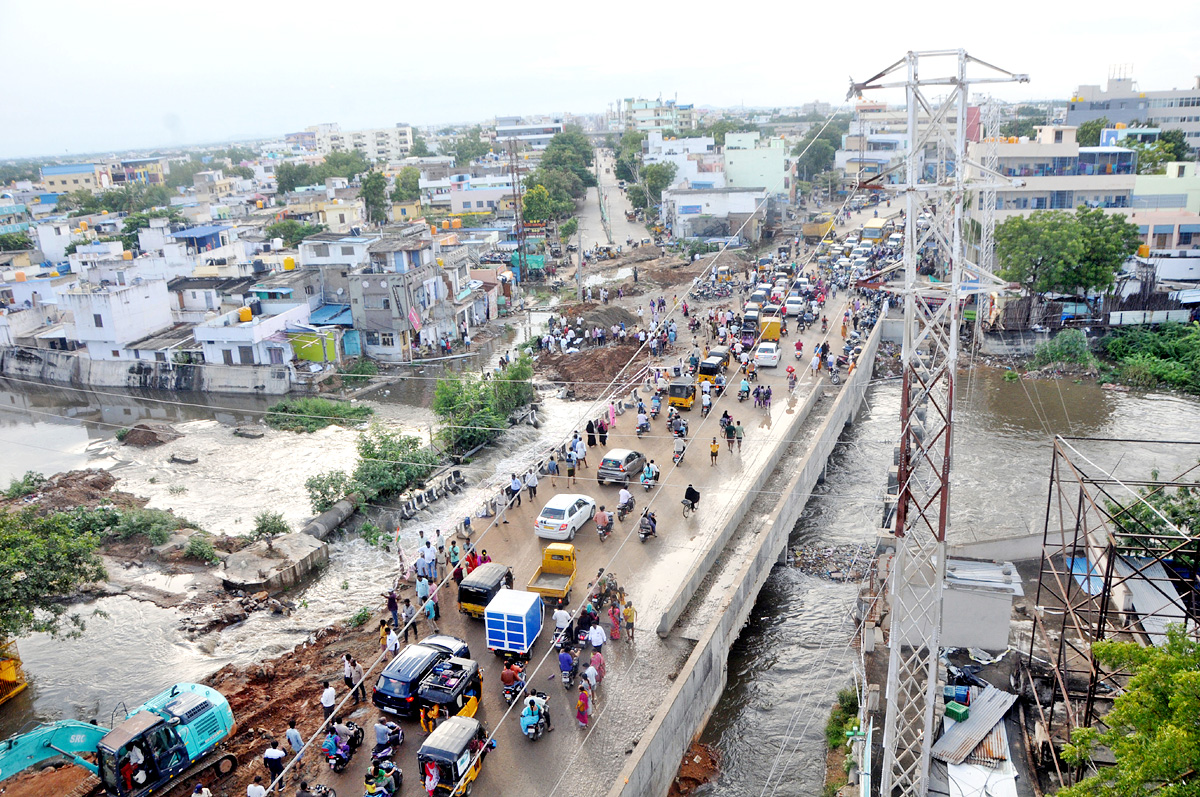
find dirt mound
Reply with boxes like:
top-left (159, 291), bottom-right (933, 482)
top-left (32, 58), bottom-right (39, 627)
top-left (670, 741), bottom-right (720, 796)
top-left (555, 303), bottom-right (639, 332)
top-left (122, 421), bottom-right (182, 447)
top-left (535, 344), bottom-right (648, 400)
top-left (2, 468), bottom-right (144, 515)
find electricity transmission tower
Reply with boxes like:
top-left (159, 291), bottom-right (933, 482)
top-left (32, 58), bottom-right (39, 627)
top-left (848, 50), bottom-right (1027, 797)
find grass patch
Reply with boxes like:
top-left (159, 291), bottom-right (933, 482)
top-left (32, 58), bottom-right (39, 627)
top-left (264, 397), bottom-right (374, 433)
top-left (57, 506), bottom-right (200, 546)
top-left (338, 359), bottom-right (379, 386)
top-left (4, 471), bottom-right (47, 499)
top-left (1031, 328), bottom-right (1097, 368)
top-left (824, 688), bottom-right (861, 749)
top-left (184, 533), bottom-right (219, 564)
top-left (347, 607), bottom-right (371, 627)
top-left (1101, 321), bottom-right (1200, 393)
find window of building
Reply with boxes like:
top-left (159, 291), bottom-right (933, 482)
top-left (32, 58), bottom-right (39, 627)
top-left (1054, 130), bottom-right (1063, 144)
top-left (381, 332), bottom-right (395, 347)
top-left (73, 179), bottom-right (80, 184)
top-left (341, 246), bottom-right (355, 256)
top-left (486, 201), bottom-right (495, 208)
top-left (93, 314), bottom-right (103, 327)
top-left (191, 291), bottom-right (197, 299)
top-left (304, 285), bottom-right (314, 295)
top-left (268, 347), bottom-right (284, 364)
top-left (112, 350), bottom-right (120, 358)
top-left (476, 201), bottom-right (485, 208)
top-left (314, 244), bottom-right (330, 257)
top-left (156, 352), bottom-right (167, 362)
top-left (223, 349), bottom-right (234, 365)
top-left (238, 346), bottom-right (254, 365)
top-left (1179, 232), bottom-right (1194, 246)
top-left (365, 331), bottom-right (380, 345)
top-left (1155, 233), bottom-right (1172, 248)
top-left (339, 214), bottom-right (346, 224)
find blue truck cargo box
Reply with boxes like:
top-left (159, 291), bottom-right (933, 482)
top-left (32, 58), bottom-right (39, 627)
top-left (484, 589), bottom-right (543, 656)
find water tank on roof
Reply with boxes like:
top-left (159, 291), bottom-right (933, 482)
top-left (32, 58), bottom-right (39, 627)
top-left (284, 256), bottom-right (296, 271)
top-left (1138, 244), bottom-right (1150, 257)
top-left (249, 299), bottom-right (262, 316)
top-left (442, 220), bottom-right (450, 229)
top-left (430, 225), bottom-right (438, 235)
top-left (122, 251), bottom-right (133, 260)
top-left (80, 221), bottom-right (89, 230)
top-left (238, 306), bottom-right (253, 323)
top-left (257, 200), bottom-right (264, 209)
top-left (451, 219), bottom-right (462, 229)
top-left (13, 272), bottom-right (26, 282)
top-left (273, 238), bottom-right (284, 251)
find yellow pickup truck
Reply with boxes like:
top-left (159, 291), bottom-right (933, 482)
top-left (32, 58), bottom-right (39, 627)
top-left (526, 543), bottom-right (577, 604)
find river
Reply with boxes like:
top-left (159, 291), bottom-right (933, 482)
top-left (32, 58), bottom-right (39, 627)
top-left (701, 368), bottom-right (1200, 797)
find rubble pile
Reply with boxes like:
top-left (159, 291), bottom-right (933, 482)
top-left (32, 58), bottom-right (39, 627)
top-left (535, 345), bottom-right (649, 400)
top-left (1, 468), bottom-right (144, 514)
top-left (121, 421), bottom-right (183, 447)
top-left (792, 544), bottom-right (873, 581)
top-left (179, 589), bottom-right (296, 637)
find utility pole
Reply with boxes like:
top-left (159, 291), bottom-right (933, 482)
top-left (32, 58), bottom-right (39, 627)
top-left (576, 220), bottom-right (584, 302)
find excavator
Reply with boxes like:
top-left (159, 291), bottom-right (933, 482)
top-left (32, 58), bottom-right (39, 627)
top-left (0, 683), bottom-right (237, 797)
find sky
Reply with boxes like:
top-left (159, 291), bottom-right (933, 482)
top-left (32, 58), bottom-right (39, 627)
top-left (2, 0), bottom-right (1198, 160)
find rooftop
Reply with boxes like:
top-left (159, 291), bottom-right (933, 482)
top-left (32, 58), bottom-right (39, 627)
top-left (368, 236), bottom-right (431, 253)
top-left (41, 163), bottom-right (96, 176)
top-left (127, 324), bottom-right (200, 351)
top-left (170, 224), bottom-right (231, 240)
top-left (668, 187), bottom-right (768, 195)
top-left (166, 276), bottom-right (256, 292)
top-left (308, 303), bottom-right (355, 325)
top-left (302, 232), bottom-right (375, 244)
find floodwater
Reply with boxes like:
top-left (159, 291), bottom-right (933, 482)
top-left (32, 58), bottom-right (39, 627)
top-left (702, 368), bottom-right (1200, 797)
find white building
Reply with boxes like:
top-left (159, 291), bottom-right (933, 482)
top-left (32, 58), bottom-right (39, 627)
top-left (59, 268), bottom-right (173, 361)
top-left (495, 117), bottom-right (564, 150)
top-left (662, 186), bottom-right (769, 241)
top-left (622, 99), bottom-right (697, 133)
top-left (643, 131), bottom-right (724, 190)
top-left (192, 302), bottom-right (312, 366)
top-left (297, 123), bottom-right (415, 161)
top-left (723, 132), bottom-right (790, 194)
top-left (1067, 74), bottom-right (1200, 146)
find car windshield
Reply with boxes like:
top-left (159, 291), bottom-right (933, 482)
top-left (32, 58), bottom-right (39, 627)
top-left (377, 674), bottom-right (412, 697)
top-left (541, 507), bottom-right (566, 519)
top-left (601, 458), bottom-right (622, 468)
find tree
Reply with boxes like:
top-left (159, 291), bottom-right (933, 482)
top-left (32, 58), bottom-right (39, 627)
top-left (391, 166), bottom-right (421, 203)
top-left (275, 162), bottom-right (311, 194)
top-left (1016, 104), bottom-right (1046, 117)
top-left (225, 164), bottom-right (254, 180)
top-left (626, 184), bottom-right (648, 210)
top-left (359, 171), bottom-right (389, 224)
top-left (995, 211), bottom-right (1087, 295)
top-left (522, 185), bottom-right (554, 222)
top-left (1000, 119), bottom-right (1039, 139)
top-left (1073, 207), bottom-right (1141, 294)
top-left (558, 218), bottom-right (578, 241)
top-left (1158, 129), bottom-right (1193, 162)
top-left (794, 139), bottom-right (836, 179)
top-left (1076, 116), bottom-right (1111, 147)
top-left (441, 127), bottom-right (491, 167)
top-left (642, 162), bottom-right (677, 207)
top-left (1059, 625), bottom-right (1200, 797)
top-left (409, 137), bottom-right (431, 158)
top-left (0, 232), bottom-right (33, 251)
top-left (119, 209), bottom-right (183, 250)
top-left (0, 510), bottom-right (107, 638)
top-left (541, 127), bottom-right (597, 188)
top-left (265, 220), bottom-right (326, 247)
top-left (524, 167), bottom-right (583, 214)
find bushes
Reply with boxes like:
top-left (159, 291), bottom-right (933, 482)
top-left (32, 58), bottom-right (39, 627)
top-left (305, 470), bottom-right (357, 513)
top-left (4, 471), bottom-right (47, 499)
top-left (265, 397), bottom-right (374, 433)
top-left (432, 355), bottom-right (535, 453)
top-left (55, 506), bottom-right (197, 545)
top-left (184, 534), bottom-right (219, 564)
top-left (304, 425), bottom-right (438, 512)
top-left (1032, 328), bottom-right (1096, 368)
top-left (824, 688), bottom-right (861, 749)
top-left (250, 511), bottom-right (289, 540)
top-left (338, 359), bottom-right (379, 386)
top-left (347, 607), bottom-right (372, 627)
top-left (1101, 322), bottom-right (1200, 392)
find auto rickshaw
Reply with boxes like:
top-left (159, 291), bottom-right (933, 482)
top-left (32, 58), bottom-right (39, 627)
top-left (457, 562), bottom-right (512, 619)
top-left (696, 356), bottom-right (723, 388)
top-left (668, 378), bottom-right (696, 411)
top-left (417, 657), bottom-right (484, 717)
top-left (416, 715), bottom-right (493, 796)
top-left (708, 345), bottom-right (731, 369)
top-left (715, 265), bottom-right (733, 283)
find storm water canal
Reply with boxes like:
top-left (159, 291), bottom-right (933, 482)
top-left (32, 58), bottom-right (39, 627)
top-left (702, 369), bottom-right (1200, 797)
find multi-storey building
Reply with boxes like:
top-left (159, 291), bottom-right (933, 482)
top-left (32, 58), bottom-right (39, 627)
top-left (1066, 74), bottom-right (1200, 146)
top-left (494, 117), bottom-right (564, 150)
top-left (289, 123), bottom-right (415, 161)
top-left (40, 163), bottom-right (109, 194)
top-left (622, 99), bottom-right (698, 133)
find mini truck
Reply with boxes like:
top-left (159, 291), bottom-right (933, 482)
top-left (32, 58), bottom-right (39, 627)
top-left (0, 683), bottom-right (237, 797)
top-left (483, 589), bottom-right (544, 664)
top-left (526, 543), bottom-right (576, 604)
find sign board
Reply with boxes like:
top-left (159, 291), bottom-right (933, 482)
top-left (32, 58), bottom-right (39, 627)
top-left (679, 205), bottom-right (703, 215)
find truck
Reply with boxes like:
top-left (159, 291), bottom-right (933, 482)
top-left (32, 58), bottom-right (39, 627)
top-left (803, 213), bottom-right (835, 243)
top-left (526, 543), bottom-right (577, 604)
top-left (0, 683), bottom-right (238, 797)
top-left (484, 589), bottom-right (544, 663)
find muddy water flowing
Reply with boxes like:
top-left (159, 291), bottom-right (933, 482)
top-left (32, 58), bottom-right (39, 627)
top-left (702, 369), bottom-right (1200, 797)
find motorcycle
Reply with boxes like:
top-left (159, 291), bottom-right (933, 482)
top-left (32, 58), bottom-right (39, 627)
top-left (830, 368), bottom-right (842, 385)
top-left (700, 402), bottom-right (711, 418)
top-left (372, 761), bottom-right (402, 795)
top-left (636, 420), bottom-right (650, 437)
top-left (596, 516), bottom-right (614, 541)
top-left (560, 649), bottom-right (579, 689)
top-left (371, 722), bottom-right (403, 760)
top-left (738, 387), bottom-right (749, 402)
top-left (617, 497), bottom-right (635, 522)
top-left (502, 678), bottom-right (526, 706)
top-left (672, 444), bottom-right (686, 464)
top-left (638, 512), bottom-right (658, 543)
top-left (521, 692), bottom-right (550, 741)
top-left (649, 402), bottom-right (661, 419)
top-left (821, 317), bottom-right (828, 333)
top-left (641, 472), bottom-right (658, 492)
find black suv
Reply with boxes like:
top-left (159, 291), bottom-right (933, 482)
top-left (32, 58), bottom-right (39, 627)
top-left (372, 635), bottom-right (469, 718)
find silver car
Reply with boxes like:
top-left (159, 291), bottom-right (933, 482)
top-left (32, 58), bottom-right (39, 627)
top-left (597, 448), bottom-right (646, 486)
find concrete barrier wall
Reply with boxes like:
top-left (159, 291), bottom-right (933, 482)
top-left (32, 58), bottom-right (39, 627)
top-left (656, 373), bottom-right (825, 636)
top-left (610, 319), bottom-right (883, 797)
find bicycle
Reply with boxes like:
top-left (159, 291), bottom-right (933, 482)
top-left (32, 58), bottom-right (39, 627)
top-left (681, 498), bottom-right (695, 518)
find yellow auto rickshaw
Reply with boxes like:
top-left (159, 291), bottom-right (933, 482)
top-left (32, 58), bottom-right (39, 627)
top-left (668, 378), bottom-right (696, 410)
top-left (457, 562), bottom-right (512, 618)
top-left (696, 356), bottom-right (723, 386)
top-left (715, 265), bottom-right (733, 283)
top-left (417, 715), bottom-right (492, 796)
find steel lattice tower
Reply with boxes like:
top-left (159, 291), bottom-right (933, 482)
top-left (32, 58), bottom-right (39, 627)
top-left (849, 50), bottom-right (1027, 797)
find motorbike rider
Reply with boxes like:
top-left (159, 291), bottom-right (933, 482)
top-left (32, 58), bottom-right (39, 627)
top-left (650, 394), bottom-right (662, 414)
top-left (500, 661), bottom-right (525, 693)
top-left (639, 510), bottom-right (658, 538)
top-left (321, 729), bottom-right (348, 766)
top-left (521, 692), bottom-right (553, 734)
top-left (595, 505), bottom-right (611, 533)
top-left (617, 486), bottom-right (633, 513)
top-left (684, 484), bottom-right (701, 510)
top-left (559, 646), bottom-right (578, 680)
top-left (332, 717), bottom-right (355, 749)
top-left (640, 460), bottom-right (659, 488)
top-left (740, 377), bottom-right (751, 397)
top-left (794, 339), bottom-right (803, 356)
top-left (373, 718), bottom-right (401, 754)
top-left (636, 409), bottom-right (649, 431)
top-left (673, 435), bottom-right (686, 460)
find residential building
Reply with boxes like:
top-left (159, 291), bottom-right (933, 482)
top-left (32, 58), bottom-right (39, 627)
top-left (1099, 126), bottom-right (1161, 147)
top-left (834, 132), bottom-right (910, 184)
top-left (421, 173), bottom-right (517, 211)
top-left (0, 200), bottom-right (30, 235)
top-left (106, 157), bottom-right (169, 186)
top-left (965, 125), bottom-right (1137, 221)
top-left (623, 98), bottom-right (698, 133)
top-left (193, 170), bottom-right (235, 201)
top-left (1134, 162), bottom-right (1200, 213)
top-left (661, 186), bottom-right (769, 241)
top-left (294, 122), bottom-right (415, 160)
top-left (723, 132), bottom-right (790, 194)
top-left (642, 131), bottom-right (723, 189)
top-left (192, 301), bottom-right (312, 366)
top-left (1127, 209), bottom-right (1200, 250)
top-left (40, 163), bottom-right (109, 194)
top-left (1066, 74), bottom-right (1200, 145)
top-left (298, 231), bottom-right (379, 302)
top-left (59, 266), bottom-right (173, 361)
top-left (494, 117), bottom-right (565, 150)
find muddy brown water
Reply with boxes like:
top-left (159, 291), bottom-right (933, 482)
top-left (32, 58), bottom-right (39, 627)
top-left (701, 369), bottom-right (1200, 797)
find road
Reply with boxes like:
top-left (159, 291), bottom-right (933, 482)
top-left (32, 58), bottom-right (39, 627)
top-left (313, 280), bottom-right (857, 797)
top-left (577, 149), bottom-right (655, 255)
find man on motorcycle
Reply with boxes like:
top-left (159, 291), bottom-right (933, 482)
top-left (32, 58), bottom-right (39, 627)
top-left (673, 435), bottom-right (686, 460)
top-left (374, 719), bottom-right (401, 754)
top-left (500, 661), bottom-right (524, 691)
top-left (740, 378), bottom-right (751, 396)
top-left (640, 460), bottom-right (659, 488)
top-left (522, 692), bottom-right (553, 733)
top-left (618, 486), bottom-right (633, 513)
top-left (639, 510), bottom-right (657, 538)
top-left (650, 394), bottom-right (662, 415)
top-left (636, 410), bottom-right (649, 431)
top-left (595, 506), bottom-right (611, 532)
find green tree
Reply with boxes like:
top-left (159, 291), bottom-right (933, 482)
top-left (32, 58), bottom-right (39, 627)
top-left (1073, 207), bottom-right (1141, 294)
top-left (0, 510), bottom-right (107, 638)
top-left (441, 127), bottom-right (491, 167)
top-left (558, 218), bottom-right (578, 241)
top-left (225, 164), bottom-right (254, 180)
top-left (275, 161), bottom-right (312, 194)
top-left (119, 209), bottom-right (183, 250)
top-left (626, 184), bottom-right (648, 210)
top-left (642, 162), bottom-right (678, 207)
top-left (794, 139), bottom-right (836, 178)
top-left (351, 425), bottom-right (439, 500)
top-left (391, 166), bottom-right (421, 203)
top-left (1059, 625), bottom-right (1200, 797)
top-left (541, 127), bottom-right (596, 188)
top-left (995, 211), bottom-right (1087, 295)
top-left (359, 171), bottom-right (389, 224)
top-left (1000, 119), bottom-right (1038, 139)
top-left (522, 185), bottom-right (554, 222)
top-left (1158, 129), bottom-right (1193, 162)
top-left (0, 232), bottom-right (33, 251)
top-left (265, 220), bottom-right (327, 247)
top-left (1076, 116), bottom-right (1111, 147)
top-left (1016, 104), bottom-right (1046, 117)
top-left (409, 137), bottom-right (431, 158)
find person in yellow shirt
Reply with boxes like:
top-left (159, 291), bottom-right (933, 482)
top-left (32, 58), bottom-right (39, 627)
top-left (621, 601), bottom-right (637, 643)
top-left (710, 438), bottom-right (720, 466)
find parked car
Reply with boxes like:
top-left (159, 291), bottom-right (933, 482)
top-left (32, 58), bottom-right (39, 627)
top-left (754, 342), bottom-right (781, 368)
top-left (373, 635), bottom-right (471, 718)
top-left (597, 448), bottom-right (646, 485)
top-left (535, 494), bottom-right (597, 541)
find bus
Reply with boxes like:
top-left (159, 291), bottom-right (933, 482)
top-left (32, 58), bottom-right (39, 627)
top-left (861, 218), bottom-right (889, 242)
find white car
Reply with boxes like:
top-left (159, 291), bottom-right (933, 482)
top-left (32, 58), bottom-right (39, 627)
top-left (784, 296), bottom-right (806, 317)
top-left (535, 493), bottom-right (596, 541)
top-left (754, 342), bottom-right (781, 368)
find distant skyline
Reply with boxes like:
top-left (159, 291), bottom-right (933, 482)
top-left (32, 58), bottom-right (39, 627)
top-left (2, 0), bottom-right (1198, 160)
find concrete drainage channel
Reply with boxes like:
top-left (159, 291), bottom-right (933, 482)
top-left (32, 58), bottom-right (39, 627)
top-left (608, 318), bottom-right (884, 797)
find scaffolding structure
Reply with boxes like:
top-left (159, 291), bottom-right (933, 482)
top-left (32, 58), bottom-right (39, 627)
top-left (1029, 436), bottom-right (1200, 755)
top-left (849, 49), bottom-right (1026, 797)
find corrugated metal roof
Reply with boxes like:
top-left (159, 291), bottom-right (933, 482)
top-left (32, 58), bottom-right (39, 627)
top-left (1113, 556), bottom-right (1186, 646)
top-left (944, 559), bottom-right (1024, 597)
top-left (931, 685), bottom-right (1017, 765)
top-left (964, 721), bottom-right (1008, 767)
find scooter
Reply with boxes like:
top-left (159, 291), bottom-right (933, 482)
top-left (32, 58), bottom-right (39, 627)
top-left (617, 497), bottom-right (635, 522)
top-left (821, 317), bottom-right (828, 333)
top-left (371, 722), bottom-right (403, 760)
top-left (649, 402), bottom-right (661, 419)
top-left (502, 678), bottom-right (526, 706)
top-left (638, 512), bottom-right (658, 543)
top-left (560, 649), bottom-right (579, 689)
top-left (521, 693), bottom-right (550, 741)
top-left (673, 444), bottom-right (686, 464)
top-left (738, 387), bottom-right (749, 402)
top-left (641, 472), bottom-right (658, 492)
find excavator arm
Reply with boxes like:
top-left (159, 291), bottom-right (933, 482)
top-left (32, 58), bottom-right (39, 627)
top-left (0, 720), bottom-right (109, 782)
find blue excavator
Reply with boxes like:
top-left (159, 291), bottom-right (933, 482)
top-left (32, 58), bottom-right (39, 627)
top-left (0, 683), bottom-right (238, 797)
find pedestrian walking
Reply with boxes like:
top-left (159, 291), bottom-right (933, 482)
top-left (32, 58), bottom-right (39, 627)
top-left (574, 437), bottom-right (588, 468)
top-left (565, 450), bottom-right (578, 486)
top-left (285, 718), bottom-right (304, 771)
top-left (378, 619), bottom-right (389, 652)
top-left (587, 622), bottom-right (607, 653)
top-left (400, 599), bottom-right (416, 642)
top-left (525, 469), bottom-right (538, 500)
top-left (735, 421), bottom-right (745, 451)
top-left (597, 418), bottom-right (609, 445)
top-left (423, 598), bottom-right (439, 632)
top-left (508, 473), bottom-right (523, 508)
top-left (576, 686), bottom-right (590, 728)
top-left (622, 601), bottom-right (637, 642)
top-left (263, 741), bottom-right (286, 791)
top-left (319, 682), bottom-right (336, 721)
top-left (811, 352), bottom-right (821, 378)
top-left (341, 653), bottom-right (354, 693)
top-left (608, 603), bottom-right (621, 640)
top-left (436, 545), bottom-right (448, 582)
top-left (416, 574), bottom-right (430, 605)
top-left (386, 626), bottom-right (400, 656)
top-left (546, 455), bottom-right (559, 487)
top-left (381, 589), bottom-right (399, 629)
top-left (586, 419), bottom-right (597, 447)
top-left (590, 649), bottom-right (607, 684)
top-left (725, 420), bottom-right (736, 451)
top-left (710, 437), bottom-right (720, 466)
top-left (351, 659), bottom-right (365, 703)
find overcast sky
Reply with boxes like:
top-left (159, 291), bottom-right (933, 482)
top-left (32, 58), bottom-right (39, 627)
top-left (2, 0), bottom-right (1198, 159)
